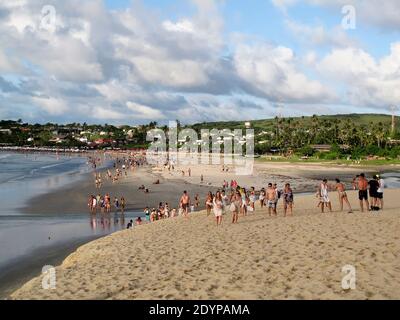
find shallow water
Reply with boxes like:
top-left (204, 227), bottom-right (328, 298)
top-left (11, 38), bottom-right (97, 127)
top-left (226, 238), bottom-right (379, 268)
top-left (0, 152), bottom-right (142, 287)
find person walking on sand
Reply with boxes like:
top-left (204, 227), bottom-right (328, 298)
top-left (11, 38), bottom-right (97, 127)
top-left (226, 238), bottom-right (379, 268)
top-left (319, 179), bottom-right (332, 213)
top-left (335, 179), bottom-right (353, 213)
top-left (357, 173), bottom-right (369, 212)
top-left (205, 192), bottom-right (213, 216)
top-left (221, 190), bottom-right (229, 213)
top-left (213, 191), bottom-right (223, 226)
top-left (180, 190), bottom-right (190, 218)
top-left (282, 183), bottom-right (294, 217)
top-left (266, 183), bottom-right (277, 216)
top-left (230, 191), bottom-right (242, 224)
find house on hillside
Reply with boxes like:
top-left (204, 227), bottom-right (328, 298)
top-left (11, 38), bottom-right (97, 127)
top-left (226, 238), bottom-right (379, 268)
top-left (0, 129), bottom-right (12, 135)
top-left (49, 135), bottom-right (67, 144)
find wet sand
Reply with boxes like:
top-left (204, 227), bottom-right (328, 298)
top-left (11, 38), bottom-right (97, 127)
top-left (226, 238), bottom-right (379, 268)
top-left (22, 158), bottom-right (400, 214)
top-left (22, 166), bottom-right (218, 215)
top-left (0, 235), bottom-right (101, 299)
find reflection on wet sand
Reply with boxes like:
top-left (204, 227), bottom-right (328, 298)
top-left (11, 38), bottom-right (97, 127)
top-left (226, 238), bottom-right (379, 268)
top-left (89, 213), bottom-right (126, 231)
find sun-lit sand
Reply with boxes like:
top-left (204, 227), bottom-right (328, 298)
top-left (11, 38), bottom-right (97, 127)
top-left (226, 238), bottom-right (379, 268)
top-left (11, 187), bottom-right (400, 300)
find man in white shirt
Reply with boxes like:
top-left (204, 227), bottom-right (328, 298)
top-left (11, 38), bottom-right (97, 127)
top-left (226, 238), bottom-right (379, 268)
top-left (377, 175), bottom-right (385, 210)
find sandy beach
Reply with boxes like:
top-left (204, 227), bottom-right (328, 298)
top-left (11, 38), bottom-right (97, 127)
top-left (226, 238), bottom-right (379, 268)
top-left (11, 186), bottom-right (400, 300)
top-left (23, 157), bottom-right (399, 216)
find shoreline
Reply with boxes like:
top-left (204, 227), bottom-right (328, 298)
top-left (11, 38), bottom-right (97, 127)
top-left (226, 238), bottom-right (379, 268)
top-left (10, 189), bottom-right (400, 300)
top-left (0, 235), bottom-right (103, 300)
top-left (3, 153), bottom-right (399, 300)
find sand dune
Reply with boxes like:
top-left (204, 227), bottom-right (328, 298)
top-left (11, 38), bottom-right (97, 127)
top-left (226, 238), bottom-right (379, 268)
top-left (11, 189), bottom-right (400, 300)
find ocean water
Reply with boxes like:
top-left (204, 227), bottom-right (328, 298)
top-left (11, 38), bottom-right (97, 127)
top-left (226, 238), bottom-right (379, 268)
top-left (0, 152), bottom-right (141, 279)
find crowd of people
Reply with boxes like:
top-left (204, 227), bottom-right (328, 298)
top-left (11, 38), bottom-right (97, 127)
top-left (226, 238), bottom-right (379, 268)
top-left (87, 154), bottom-right (387, 229)
top-left (88, 193), bottom-right (126, 214)
top-left (316, 173), bottom-right (385, 213)
top-left (137, 172), bottom-right (385, 228)
top-left (134, 182), bottom-right (295, 227)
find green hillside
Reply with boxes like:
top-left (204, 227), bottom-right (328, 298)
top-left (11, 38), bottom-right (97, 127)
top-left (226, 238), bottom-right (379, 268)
top-left (191, 113), bottom-right (399, 132)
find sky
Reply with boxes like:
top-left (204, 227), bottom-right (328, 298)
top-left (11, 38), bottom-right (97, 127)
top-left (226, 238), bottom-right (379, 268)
top-left (0, 0), bottom-right (399, 125)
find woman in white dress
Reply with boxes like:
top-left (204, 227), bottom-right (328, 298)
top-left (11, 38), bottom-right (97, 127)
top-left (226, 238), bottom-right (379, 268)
top-left (213, 191), bottom-right (223, 226)
top-left (319, 179), bottom-right (332, 213)
top-left (221, 190), bottom-right (229, 214)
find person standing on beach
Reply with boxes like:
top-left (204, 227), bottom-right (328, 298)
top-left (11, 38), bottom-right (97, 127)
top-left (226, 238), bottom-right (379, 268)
top-left (368, 175), bottom-right (380, 211)
top-left (249, 187), bottom-right (256, 211)
top-left (89, 195), bottom-right (97, 214)
top-left (282, 183), bottom-right (294, 217)
top-left (319, 179), bottom-right (332, 213)
top-left (335, 179), bottom-right (353, 213)
top-left (266, 183), bottom-right (277, 216)
top-left (105, 194), bottom-right (111, 213)
top-left (88, 195), bottom-right (93, 213)
top-left (205, 192), bottom-right (213, 216)
top-left (120, 197), bottom-right (126, 214)
top-left (240, 188), bottom-right (248, 216)
top-left (357, 173), bottom-right (369, 212)
top-left (377, 175), bottom-right (385, 210)
top-left (259, 188), bottom-right (266, 209)
top-left (144, 207), bottom-right (150, 222)
top-left (114, 197), bottom-right (120, 213)
top-left (194, 194), bottom-right (200, 208)
top-left (273, 183), bottom-right (280, 214)
top-left (213, 191), bottom-right (223, 226)
top-left (221, 190), bottom-right (229, 213)
top-left (180, 191), bottom-right (190, 218)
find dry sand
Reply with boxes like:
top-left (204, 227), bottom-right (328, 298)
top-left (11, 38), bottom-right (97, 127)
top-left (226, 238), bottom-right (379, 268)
top-left (11, 188), bottom-right (400, 300)
top-left (159, 160), bottom-right (397, 193)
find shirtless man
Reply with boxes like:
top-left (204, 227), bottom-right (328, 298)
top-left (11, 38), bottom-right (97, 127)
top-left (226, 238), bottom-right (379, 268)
top-left (357, 173), bottom-right (369, 213)
top-left (180, 190), bottom-right (190, 218)
top-left (266, 183), bottom-right (277, 216)
top-left (335, 179), bottom-right (353, 213)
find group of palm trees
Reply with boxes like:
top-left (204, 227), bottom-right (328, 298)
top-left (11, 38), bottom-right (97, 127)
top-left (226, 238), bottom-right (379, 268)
top-left (255, 115), bottom-right (398, 156)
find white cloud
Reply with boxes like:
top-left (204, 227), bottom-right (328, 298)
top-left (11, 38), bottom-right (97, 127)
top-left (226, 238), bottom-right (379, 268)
top-left (163, 19), bottom-right (195, 33)
top-left (0, 0), bottom-right (398, 124)
top-left (126, 101), bottom-right (166, 120)
top-left (318, 42), bottom-right (400, 108)
top-left (234, 43), bottom-right (334, 103)
top-left (32, 96), bottom-right (69, 115)
top-left (273, 0), bottom-right (400, 30)
top-left (285, 19), bottom-right (357, 48)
